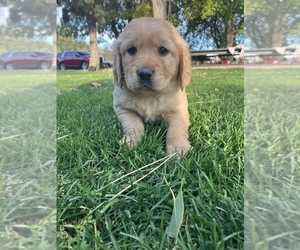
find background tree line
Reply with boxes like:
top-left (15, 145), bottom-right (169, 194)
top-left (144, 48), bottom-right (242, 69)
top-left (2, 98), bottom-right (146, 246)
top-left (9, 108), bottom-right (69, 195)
top-left (245, 0), bottom-right (300, 48)
top-left (0, 0), bottom-right (299, 69)
top-left (0, 0), bottom-right (55, 47)
top-left (56, 0), bottom-right (244, 69)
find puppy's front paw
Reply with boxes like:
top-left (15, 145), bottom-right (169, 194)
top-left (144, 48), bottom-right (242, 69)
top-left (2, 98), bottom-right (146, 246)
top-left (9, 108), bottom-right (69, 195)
top-left (166, 141), bottom-right (192, 156)
top-left (119, 134), bottom-right (139, 147)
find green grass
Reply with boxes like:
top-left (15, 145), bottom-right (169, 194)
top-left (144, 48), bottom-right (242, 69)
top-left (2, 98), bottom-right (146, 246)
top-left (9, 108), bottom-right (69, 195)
top-left (0, 71), bottom-right (56, 249)
top-left (244, 68), bottom-right (300, 249)
top-left (2, 67), bottom-right (298, 249)
top-left (57, 68), bottom-right (244, 249)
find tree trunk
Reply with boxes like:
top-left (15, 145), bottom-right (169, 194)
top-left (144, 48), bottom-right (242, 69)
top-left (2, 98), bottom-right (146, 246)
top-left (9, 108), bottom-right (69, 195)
top-left (225, 18), bottom-right (235, 63)
top-left (52, 25), bottom-right (57, 69)
top-left (226, 29), bottom-right (234, 48)
top-left (271, 29), bottom-right (283, 47)
top-left (225, 17), bottom-right (235, 48)
top-left (271, 17), bottom-right (285, 47)
top-left (152, 0), bottom-right (166, 19)
top-left (87, 13), bottom-right (99, 70)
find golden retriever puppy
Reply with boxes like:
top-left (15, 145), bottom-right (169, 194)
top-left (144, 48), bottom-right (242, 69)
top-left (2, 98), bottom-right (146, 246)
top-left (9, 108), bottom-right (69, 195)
top-left (113, 17), bottom-right (191, 155)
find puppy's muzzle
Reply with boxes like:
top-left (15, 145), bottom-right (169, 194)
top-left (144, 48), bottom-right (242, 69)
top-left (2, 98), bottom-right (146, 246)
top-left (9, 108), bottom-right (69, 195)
top-left (137, 68), bottom-right (154, 88)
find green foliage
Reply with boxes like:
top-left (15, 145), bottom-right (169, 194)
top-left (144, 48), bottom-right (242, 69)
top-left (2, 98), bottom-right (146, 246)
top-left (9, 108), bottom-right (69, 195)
top-left (133, 0), bottom-right (153, 18)
top-left (98, 0), bottom-right (139, 38)
top-left (56, 0), bottom-right (244, 48)
top-left (200, 0), bottom-right (220, 19)
top-left (57, 37), bottom-right (90, 52)
top-left (0, 36), bottom-right (54, 52)
top-left (0, 0), bottom-right (55, 39)
top-left (57, 0), bottom-right (105, 38)
top-left (178, 0), bottom-right (244, 48)
top-left (57, 0), bottom-right (138, 39)
top-left (245, 0), bottom-right (300, 47)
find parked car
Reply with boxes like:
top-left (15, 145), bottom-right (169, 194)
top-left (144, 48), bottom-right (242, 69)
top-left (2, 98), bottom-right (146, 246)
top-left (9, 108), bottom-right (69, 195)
top-left (283, 47), bottom-right (300, 64)
top-left (264, 57), bottom-right (278, 64)
top-left (0, 50), bottom-right (54, 70)
top-left (57, 50), bottom-right (90, 70)
top-left (221, 58), bottom-right (230, 64)
top-left (103, 61), bottom-right (112, 68)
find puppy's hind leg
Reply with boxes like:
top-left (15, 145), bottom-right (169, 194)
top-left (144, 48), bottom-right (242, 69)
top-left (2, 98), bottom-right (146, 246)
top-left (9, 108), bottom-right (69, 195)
top-left (116, 109), bottom-right (144, 147)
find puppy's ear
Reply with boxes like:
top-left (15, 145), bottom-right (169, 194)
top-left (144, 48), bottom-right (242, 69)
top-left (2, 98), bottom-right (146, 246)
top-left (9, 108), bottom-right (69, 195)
top-left (177, 39), bottom-right (191, 91)
top-left (113, 40), bottom-right (125, 88)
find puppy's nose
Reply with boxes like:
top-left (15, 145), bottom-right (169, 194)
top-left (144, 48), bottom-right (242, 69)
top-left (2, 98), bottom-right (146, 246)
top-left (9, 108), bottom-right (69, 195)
top-left (137, 68), bottom-right (153, 82)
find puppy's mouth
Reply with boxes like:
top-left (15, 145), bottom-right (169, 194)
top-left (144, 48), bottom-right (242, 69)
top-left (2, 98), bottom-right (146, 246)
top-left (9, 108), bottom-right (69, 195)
top-left (139, 81), bottom-right (155, 91)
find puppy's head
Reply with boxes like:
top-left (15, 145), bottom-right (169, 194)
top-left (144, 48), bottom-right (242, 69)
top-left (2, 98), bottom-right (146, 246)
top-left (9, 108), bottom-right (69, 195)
top-left (113, 18), bottom-right (191, 93)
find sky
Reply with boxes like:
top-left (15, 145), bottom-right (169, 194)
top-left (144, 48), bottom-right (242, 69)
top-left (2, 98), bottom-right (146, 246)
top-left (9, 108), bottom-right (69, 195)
top-left (0, 7), bottom-right (9, 25)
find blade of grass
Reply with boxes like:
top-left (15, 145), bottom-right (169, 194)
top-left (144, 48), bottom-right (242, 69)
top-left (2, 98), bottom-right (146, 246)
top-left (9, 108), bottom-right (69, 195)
top-left (165, 180), bottom-right (184, 238)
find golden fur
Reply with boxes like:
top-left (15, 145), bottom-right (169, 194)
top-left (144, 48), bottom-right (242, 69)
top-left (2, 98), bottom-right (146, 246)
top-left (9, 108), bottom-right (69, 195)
top-left (113, 17), bottom-right (191, 155)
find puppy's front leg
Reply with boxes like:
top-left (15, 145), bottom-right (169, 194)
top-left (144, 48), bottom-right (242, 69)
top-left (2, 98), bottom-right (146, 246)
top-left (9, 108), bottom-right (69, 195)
top-left (166, 111), bottom-right (191, 155)
top-left (115, 108), bottom-right (144, 147)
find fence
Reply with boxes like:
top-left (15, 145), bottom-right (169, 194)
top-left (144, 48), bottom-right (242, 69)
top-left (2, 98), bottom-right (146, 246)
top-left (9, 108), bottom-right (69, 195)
top-left (244, 47), bottom-right (300, 64)
top-left (190, 46), bottom-right (300, 65)
top-left (190, 47), bottom-right (244, 65)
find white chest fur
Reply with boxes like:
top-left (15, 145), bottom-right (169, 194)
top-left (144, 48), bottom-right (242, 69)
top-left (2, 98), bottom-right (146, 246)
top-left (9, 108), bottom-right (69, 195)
top-left (114, 87), bottom-right (186, 122)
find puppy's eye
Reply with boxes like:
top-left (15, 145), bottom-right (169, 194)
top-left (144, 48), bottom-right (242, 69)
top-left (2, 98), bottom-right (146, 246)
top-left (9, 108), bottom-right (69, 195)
top-left (158, 47), bottom-right (168, 56)
top-left (127, 46), bottom-right (137, 55)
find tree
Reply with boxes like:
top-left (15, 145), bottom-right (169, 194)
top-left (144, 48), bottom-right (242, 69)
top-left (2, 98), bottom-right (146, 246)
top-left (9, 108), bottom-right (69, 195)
top-left (57, 37), bottom-right (90, 52)
top-left (57, 0), bottom-right (105, 70)
top-left (152, 0), bottom-right (166, 19)
top-left (97, 0), bottom-right (138, 39)
top-left (181, 0), bottom-right (244, 48)
top-left (245, 0), bottom-right (300, 48)
top-left (57, 0), bottom-right (244, 51)
top-left (0, 0), bottom-right (55, 44)
top-left (133, 0), bottom-right (244, 48)
top-left (133, 0), bottom-right (153, 18)
top-left (57, 0), bottom-right (139, 67)
top-left (133, 0), bottom-right (179, 23)
top-left (0, 36), bottom-right (53, 52)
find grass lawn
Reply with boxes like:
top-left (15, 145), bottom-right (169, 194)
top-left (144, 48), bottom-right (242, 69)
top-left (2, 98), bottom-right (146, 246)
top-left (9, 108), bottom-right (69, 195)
top-left (0, 71), bottom-right (56, 249)
top-left (244, 67), bottom-right (300, 249)
top-left (57, 68), bottom-right (244, 249)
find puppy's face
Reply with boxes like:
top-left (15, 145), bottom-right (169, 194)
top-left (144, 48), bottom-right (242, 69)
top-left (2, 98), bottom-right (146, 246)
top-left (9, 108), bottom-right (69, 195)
top-left (113, 18), bottom-right (191, 93)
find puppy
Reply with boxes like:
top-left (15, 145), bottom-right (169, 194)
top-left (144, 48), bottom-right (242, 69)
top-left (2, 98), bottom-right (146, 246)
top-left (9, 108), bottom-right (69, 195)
top-left (113, 17), bottom-right (191, 155)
